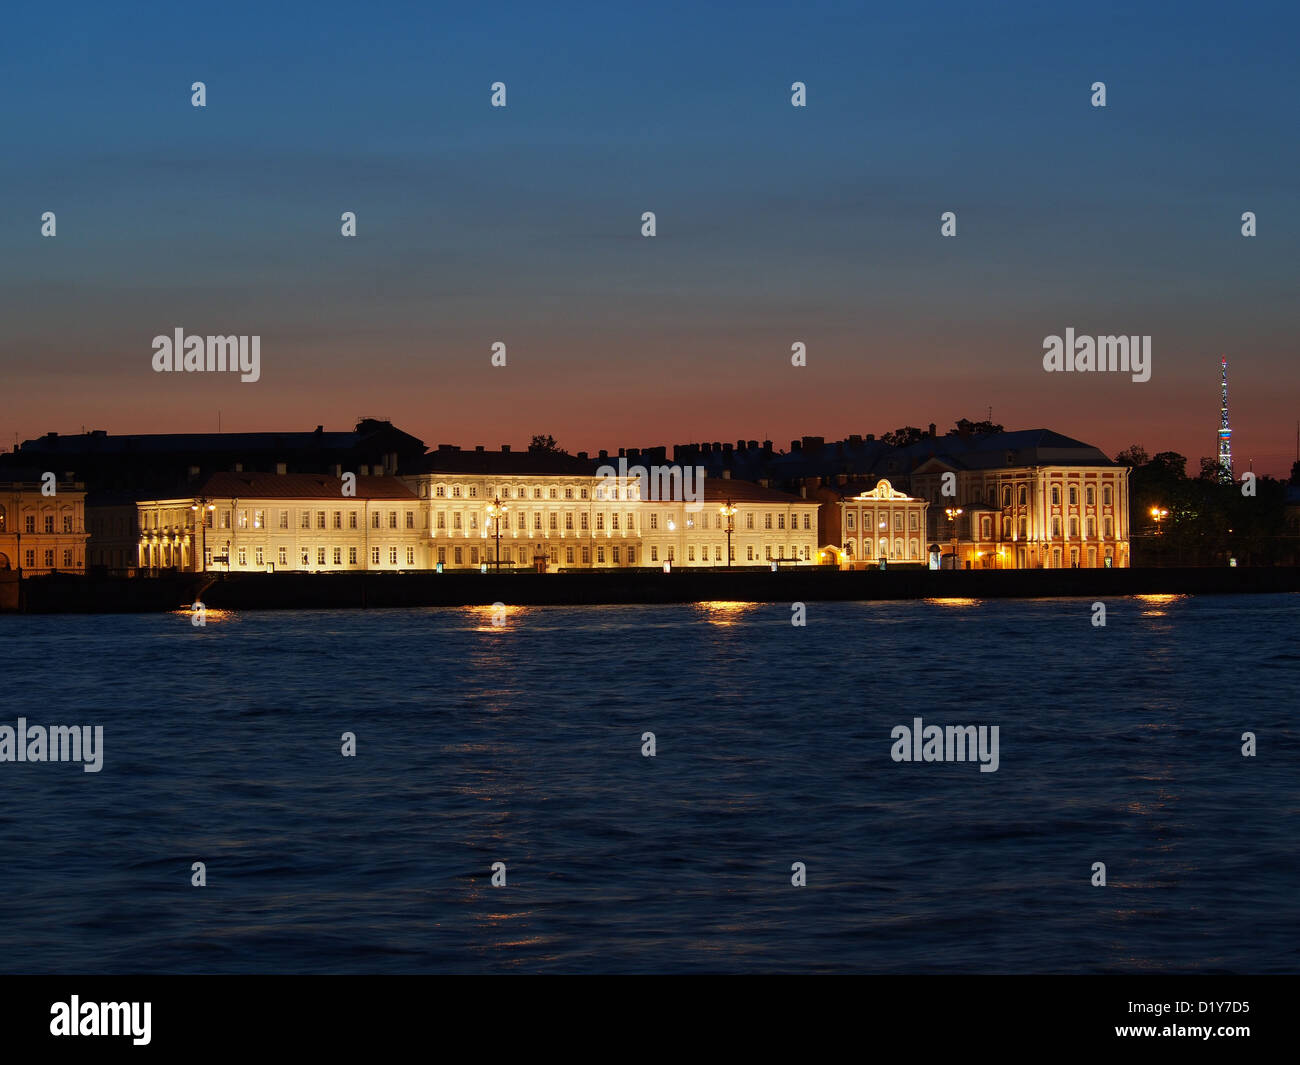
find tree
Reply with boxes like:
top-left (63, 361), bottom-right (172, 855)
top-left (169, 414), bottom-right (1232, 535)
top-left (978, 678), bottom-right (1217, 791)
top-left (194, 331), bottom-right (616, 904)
top-left (1148, 451), bottom-right (1188, 479)
top-left (951, 418), bottom-right (1004, 436)
top-left (529, 434), bottom-right (560, 453)
top-left (881, 426), bottom-right (926, 448)
top-left (1197, 456), bottom-right (1221, 482)
top-left (1114, 445), bottom-right (1148, 467)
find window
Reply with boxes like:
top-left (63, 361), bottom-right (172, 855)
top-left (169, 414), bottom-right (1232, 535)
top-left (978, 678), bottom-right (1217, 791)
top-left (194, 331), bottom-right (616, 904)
top-left (1018, 486), bottom-right (1027, 506)
top-left (1003, 486), bottom-right (1012, 508)
top-left (256, 547), bottom-right (265, 566)
top-left (650, 546), bottom-right (658, 561)
top-left (1069, 487), bottom-right (1078, 505)
top-left (549, 488), bottom-right (558, 499)
top-left (471, 548), bottom-right (479, 564)
top-left (279, 547), bottom-right (287, 565)
top-left (746, 514), bottom-right (754, 530)
top-left (333, 547), bottom-right (342, 565)
top-left (1086, 517), bottom-right (1096, 538)
top-left (348, 547), bottom-right (356, 564)
top-left (25, 550), bottom-right (35, 568)
top-left (406, 547), bottom-right (415, 565)
top-left (778, 514), bottom-right (785, 530)
top-left (63, 548), bottom-right (74, 567)
top-left (981, 517), bottom-right (992, 539)
top-left (715, 546), bottom-right (722, 561)
top-left (238, 510), bottom-right (249, 529)
top-left (389, 547), bottom-right (398, 564)
top-left (1104, 486), bottom-right (1113, 506)
top-left (1086, 486), bottom-right (1095, 506)
top-left (847, 512), bottom-right (855, 531)
top-left (518, 513), bottom-right (526, 530)
top-left (45, 549), bottom-right (55, 567)
top-left (25, 515), bottom-right (35, 533)
top-left (582, 547), bottom-right (590, 563)
top-left (764, 514), bottom-right (772, 529)
top-left (550, 513), bottom-right (558, 530)
top-left (436, 513), bottom-right (446, 530)
top-left (372, 512), bottom-right (381, 529)
top-left (317, 547), bottom-right (326, 565)
top-left (279, 510), bottom-right (289, 529)
top-left (372, 547), bottom-right (381, 565)
top-left (649, 514), bottom-right (657, 530)
top-left (317, 511), bottom-right (326, 529)
top-left (1104, 516), bottom-right (1114, 538)
top-left (804, 514), bottom-right (811, 530)
top-left (1052, 517), bottom-right (1062, 537)
top-left (534, 513), bottom-right (542, 530)
top-left (453, 513), bottom-right (462, 530)
top-left (667, 547), bottom-right (674, 562)
top-left (1069, 517), bottom-right (1079, 537)
top-left (302, 548), bottom-right (310, 566)
top-left (909, 513), bottom-right (918, 530)
top-left (332, 511), bottom-right (341, 529)
top-left (567, 546), bottom-right (575, 564)
top-left (301, 511), bottom-right (311, 529)
top-left (894, 514), bottom-right (903, 532)
top-left (565, 488), bottom-right (573, 499)
top-left (596, 514), bottom-right (604, 530)
top-left (611, 513), bottom-right (620, 530)
top-left (349, 511), bottom-right (358, 529)
top-left (534, 488), bottom-right (542, 499)
top-left (437, 547), bottom-right (446, 564)
top-left (405, 511), bottom-right (414, 529)
top-left (469, 514), bottom-right (478, 531)
top-left (612, 546), bottom-right (620, 564)
top-left (454, 547), bottom-right (462, 565)
top-left (580, 488), bottom-right (588, 500)
top-left (1051, 486), bottom-right (1060, 505)
top-left (747, 546), bottom-right (754, 560)
top-left (63, 514), bottom-right (73, 533)
top-left (597, 546), bottom-right (605, 563)
top-left (452, 486), bottom-right (462, 498)
top-left (468, 486), bottom-right (477, 498)
top-left (435, 486), bottom-right (445, 498)
top-left (765, 546), bottom-right (772, 560)
top-left (565, 513), bottom-right (573, 530)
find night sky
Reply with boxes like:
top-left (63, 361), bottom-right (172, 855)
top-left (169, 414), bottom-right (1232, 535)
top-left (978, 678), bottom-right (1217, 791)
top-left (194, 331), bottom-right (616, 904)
top-left (2, 1), bottom-right (1297, 473)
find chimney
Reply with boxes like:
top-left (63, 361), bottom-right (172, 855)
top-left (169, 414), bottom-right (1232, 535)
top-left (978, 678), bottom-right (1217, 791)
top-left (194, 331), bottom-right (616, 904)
top-left (475, 445), bottom-right (485, 452)
top-left (599, 450), bottom-right (608, 460)
top-left (929, 423), bottom-right (937, 437)
top-left (502, 444), bottom-right (511, 453)
top-left (577, 451), bottom-right (588, 460)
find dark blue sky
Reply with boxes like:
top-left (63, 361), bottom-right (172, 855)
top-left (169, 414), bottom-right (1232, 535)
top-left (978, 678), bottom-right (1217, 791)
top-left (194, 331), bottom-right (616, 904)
top-left (3, 0), bottom-right (1297, 472)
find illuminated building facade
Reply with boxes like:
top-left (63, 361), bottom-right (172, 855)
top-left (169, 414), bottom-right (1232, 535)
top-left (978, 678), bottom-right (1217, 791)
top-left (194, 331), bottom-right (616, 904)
top-left (0, 478), bottom-right (89, 576)
top-left (125, 472), bottom-right (424, 572)
top-left (815, 478), bottom-right (930, 567)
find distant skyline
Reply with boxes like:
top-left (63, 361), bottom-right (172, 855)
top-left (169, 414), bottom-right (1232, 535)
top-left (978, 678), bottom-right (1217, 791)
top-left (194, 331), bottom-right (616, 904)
top-left (3, 0), bottom-right (1297, 474)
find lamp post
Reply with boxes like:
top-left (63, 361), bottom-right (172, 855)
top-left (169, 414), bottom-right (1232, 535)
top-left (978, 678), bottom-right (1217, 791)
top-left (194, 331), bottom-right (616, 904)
top-left (720, 500), bottom-right (737, 568)
top-left (945, 507), bottom-right (964, 570)
top-left (486, 497), bottom-right (509, 572)
top-left (1150, 506), bottom-right (1168, 534)
top-left (190, 498), bottom-right (215, 572)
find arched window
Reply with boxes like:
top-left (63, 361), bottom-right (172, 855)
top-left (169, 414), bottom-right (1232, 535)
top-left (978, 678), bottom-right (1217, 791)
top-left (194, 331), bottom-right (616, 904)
top-left (1086, 486), bottom-right (1095, 506)
top-left (1068, 487), bottom-right (1078, 505)
top-left (1018, 485), bottom-right (1027, 506)
top-left (1103, 486), bottom-right (1113, 506)
top-left (1051, 486), bottom-right (1061, 505)
top-left (1002, 486), bottom-right (1011, 508)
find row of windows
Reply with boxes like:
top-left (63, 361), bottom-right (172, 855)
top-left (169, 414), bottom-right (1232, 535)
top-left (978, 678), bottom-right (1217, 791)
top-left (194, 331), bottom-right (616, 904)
top-left (846, 511), bottom-right (920, 532)
top-left (1, 513), bottom-right (78, 533)
top-left (974, 515), bottom-right (1117, 539)
top-left (17, 548), bottom-right (77, 568)
top-left (142, 544), bottom-right (420, 568)
top-left (436, 543), bottom-right (814, 565)
top-left (929, 484), bottom-right (1118, 508)
top-left (143, 508), bottom-right (420, 531)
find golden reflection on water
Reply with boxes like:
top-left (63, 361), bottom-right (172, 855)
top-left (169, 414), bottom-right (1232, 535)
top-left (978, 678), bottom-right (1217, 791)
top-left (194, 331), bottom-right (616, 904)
top-left (693, 600), bottom-right (760, 627)
top-left (924, 597), bottom-right (979, 608)
top-left (1135, 593), bottom-right (1187, 617)
top-left (171, 605), bottom-right (236, 624)
top-left (463, 603), bottom-right (525, 632)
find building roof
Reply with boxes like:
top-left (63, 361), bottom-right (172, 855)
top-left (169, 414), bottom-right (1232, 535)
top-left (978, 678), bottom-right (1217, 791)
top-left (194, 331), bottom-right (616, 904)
top-left (197, 472), bottom-right (417, 501)
top-left (420, 447), bottom-right (600, 476)
top-left (701, 478), bottom-right (814, 505)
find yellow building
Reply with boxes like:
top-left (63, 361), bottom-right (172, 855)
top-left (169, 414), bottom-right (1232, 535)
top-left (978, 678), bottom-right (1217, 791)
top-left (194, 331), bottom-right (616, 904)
top-left (129, 472), bottom-right (425, 572)
top-left (0, 478), bottom-right (89, 576)
top-left (817, 478), bottom-right (930, 567)
top-left (910, 458), bottom-right (1130, 568)
top-left (407, 448), bottom-right (819, 569)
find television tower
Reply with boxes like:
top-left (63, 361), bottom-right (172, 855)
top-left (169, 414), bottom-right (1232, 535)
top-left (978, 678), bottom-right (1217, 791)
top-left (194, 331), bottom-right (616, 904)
top-left (1218, 356), bottom-right (1234, 484)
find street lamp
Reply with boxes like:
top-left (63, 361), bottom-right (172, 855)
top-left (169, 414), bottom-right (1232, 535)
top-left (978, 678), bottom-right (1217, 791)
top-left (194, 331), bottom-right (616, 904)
top-left (486, 497), bottom-right (509, 572)
top-left (1150, 506), bottom-right (1169, 534)
top-left (945, 507), bottom-right (964, 570)
top-left (719, 500), bottom-right (737, 568)
top-left (190, 498), bottom-right (215, 572)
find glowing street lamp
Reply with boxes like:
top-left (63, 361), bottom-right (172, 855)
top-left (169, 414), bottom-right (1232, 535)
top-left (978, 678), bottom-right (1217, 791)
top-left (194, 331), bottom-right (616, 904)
top-left (719, 500), bottom-right (737, 568)
top-left (190, 498), bottom-right (216, 572)
top-left (1150, 506), bottom-right (1169, 535)
top-left (486, 497), bottom-right (509, 571)
top-left (945, 507), bottom-right (964, 570)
